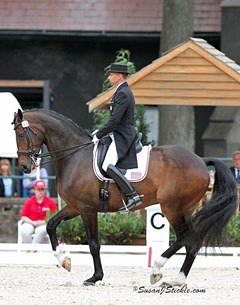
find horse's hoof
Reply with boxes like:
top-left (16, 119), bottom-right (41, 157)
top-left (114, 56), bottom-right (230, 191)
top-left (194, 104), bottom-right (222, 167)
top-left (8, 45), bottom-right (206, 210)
top-left (160, 281), bottom-right (187, 288)
top-left (62, 257), bottom-right (71, 272)
top-left (83, 274), bottom-right (103, 286)
top-left (83, 280), bottom-right (95, 286)
top-left (150, 273), bottom-right (162, 285)
top-left (160, 281), bottom-right (173, 287)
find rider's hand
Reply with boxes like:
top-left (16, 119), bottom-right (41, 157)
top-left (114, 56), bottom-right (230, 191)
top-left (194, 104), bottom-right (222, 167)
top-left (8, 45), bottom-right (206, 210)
top-left (92, 129), bottom-right (99, 136)
top-left (92, 135), bottom-right (99, 145)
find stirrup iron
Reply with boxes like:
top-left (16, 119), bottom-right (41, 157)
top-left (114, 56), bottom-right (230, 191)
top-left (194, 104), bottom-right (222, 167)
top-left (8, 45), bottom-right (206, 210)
top-left (118, 194), bottom-right (144, 212)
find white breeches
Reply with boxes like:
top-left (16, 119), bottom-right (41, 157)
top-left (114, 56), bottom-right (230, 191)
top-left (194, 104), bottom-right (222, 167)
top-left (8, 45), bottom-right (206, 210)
top-left (102, 135), bottom-right (118, 172)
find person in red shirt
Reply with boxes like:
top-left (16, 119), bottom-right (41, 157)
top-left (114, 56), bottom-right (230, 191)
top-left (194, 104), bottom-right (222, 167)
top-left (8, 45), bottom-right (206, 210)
top-left (20, 179), bottom-right (57, 244)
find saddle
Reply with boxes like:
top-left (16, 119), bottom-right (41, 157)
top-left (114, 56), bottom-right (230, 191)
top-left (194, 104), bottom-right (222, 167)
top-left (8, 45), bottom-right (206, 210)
top-left (93, 134), bottom-right (151, 183)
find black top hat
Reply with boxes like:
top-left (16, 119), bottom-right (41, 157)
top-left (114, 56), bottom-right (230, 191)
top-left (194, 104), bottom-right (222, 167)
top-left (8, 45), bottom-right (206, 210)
top-left (109, 63), bottom-right (130, 74)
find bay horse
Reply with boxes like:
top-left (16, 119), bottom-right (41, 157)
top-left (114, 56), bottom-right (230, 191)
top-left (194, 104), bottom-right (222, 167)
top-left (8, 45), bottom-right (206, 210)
top-left (13, 108), bottom-right (237, 286)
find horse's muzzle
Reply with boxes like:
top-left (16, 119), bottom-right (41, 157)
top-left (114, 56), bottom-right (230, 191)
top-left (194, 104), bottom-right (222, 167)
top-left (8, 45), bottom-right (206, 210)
top-left (20, 164), bottom-right (31, 174)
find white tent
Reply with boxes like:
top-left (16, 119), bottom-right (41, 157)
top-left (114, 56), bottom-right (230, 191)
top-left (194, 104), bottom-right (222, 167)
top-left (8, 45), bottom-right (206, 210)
top-left (0, 92), bottom-right (23, 158)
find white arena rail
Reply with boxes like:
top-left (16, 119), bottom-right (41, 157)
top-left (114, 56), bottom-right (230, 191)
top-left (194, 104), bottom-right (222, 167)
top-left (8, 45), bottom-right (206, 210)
top-left (0, 243), bottom-right (239, 267)
top-left (0, 243), bottom-right (239, 256)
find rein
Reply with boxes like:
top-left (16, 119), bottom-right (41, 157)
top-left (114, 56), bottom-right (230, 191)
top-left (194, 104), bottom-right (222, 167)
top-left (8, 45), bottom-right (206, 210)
top-left (36, 142), bottom-right (92, 165)
top-left (13, 119), bottom-right (93, 166)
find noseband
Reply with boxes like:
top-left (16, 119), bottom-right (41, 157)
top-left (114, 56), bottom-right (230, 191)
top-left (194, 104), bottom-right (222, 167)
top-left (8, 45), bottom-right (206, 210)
top-left (13, 120), bottom-right (41, 167)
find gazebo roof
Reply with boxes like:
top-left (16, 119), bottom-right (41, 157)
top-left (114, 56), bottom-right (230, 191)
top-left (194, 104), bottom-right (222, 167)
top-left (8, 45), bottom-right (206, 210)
top-left (87, 38), bottom-right (240, 112)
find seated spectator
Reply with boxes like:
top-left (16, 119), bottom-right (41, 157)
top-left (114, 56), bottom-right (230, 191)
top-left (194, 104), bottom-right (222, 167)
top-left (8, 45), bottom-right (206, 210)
top-left (230, 151), bottom-right (240, 184)
top-left (20, 180), bottom-right (57, 244)
top-left (22, 166), bottom-right (49, 197)
top-left (0, 158), bottom-right (18, 197)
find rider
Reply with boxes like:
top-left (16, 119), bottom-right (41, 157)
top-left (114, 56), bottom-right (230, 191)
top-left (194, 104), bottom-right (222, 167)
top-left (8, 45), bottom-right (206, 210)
top-left (92, 63), bottom-right (143, 211)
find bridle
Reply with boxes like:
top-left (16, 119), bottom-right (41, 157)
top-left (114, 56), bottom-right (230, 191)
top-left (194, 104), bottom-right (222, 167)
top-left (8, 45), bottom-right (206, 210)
top-left (13, 120), bottom-right (42, 167)
top-left (13, 119), bottom-right (92, 166)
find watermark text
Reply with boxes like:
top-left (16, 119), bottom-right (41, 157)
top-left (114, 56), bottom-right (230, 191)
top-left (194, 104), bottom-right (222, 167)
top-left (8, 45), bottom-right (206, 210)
top-left (133, 285), bottom-right (206, 294)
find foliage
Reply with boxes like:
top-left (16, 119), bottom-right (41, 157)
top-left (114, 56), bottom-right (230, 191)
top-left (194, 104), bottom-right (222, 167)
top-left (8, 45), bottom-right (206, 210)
top-left (98, 212), bottom-right (146, 245)
top-left (93, 111), bottom-right (110, 130)
top-left (222, 215), bottom-right (240, 246)
top-left (55, 212), bottom-right (146, 245)
top-left (135, 105), bottom-right (151, 145)
top-left (169, 226), bottom-right (176, 245)
top-left (56, 215), bottom-right (87, 244)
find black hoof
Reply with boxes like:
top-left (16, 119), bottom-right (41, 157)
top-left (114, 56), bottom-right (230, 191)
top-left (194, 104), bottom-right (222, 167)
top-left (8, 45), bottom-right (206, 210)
top-left (83, 280), bottom-right (95, 286)
top-left (83, 274), bottom-right (103, 286)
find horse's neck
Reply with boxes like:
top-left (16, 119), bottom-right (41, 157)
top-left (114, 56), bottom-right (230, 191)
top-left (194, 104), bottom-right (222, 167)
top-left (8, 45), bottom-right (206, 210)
top-left (41, 116), bottom-right (91, 172)
top-left (41, 117), bottom-right (89, 151)
top-left (45, 129), bottom-right (87, 151)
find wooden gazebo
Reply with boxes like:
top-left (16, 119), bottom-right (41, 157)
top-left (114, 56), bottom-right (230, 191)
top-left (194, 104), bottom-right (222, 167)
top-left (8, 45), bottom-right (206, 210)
top-left (87, 38), bottom-right (240, 112)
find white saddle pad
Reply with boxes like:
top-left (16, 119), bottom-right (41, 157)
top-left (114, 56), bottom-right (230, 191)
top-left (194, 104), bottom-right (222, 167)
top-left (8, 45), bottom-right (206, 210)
top-left (93, 144), bottom-right (152, 182)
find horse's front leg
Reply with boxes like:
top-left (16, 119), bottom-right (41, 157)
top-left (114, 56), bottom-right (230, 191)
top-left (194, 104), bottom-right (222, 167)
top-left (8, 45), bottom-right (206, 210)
top-left (81, 210), bottom-right (103, 286)
top-left (47, 205), bottom-right (78, 271)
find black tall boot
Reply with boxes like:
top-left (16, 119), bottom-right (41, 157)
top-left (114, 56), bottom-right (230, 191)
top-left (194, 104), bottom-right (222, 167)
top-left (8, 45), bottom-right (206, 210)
top-left (106, 164), bottom-right (143, 211)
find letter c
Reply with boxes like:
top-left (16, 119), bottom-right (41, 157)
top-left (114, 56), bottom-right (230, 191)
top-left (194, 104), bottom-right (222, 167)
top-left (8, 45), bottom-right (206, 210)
top-left (150, 212), bottom-right (165, 230)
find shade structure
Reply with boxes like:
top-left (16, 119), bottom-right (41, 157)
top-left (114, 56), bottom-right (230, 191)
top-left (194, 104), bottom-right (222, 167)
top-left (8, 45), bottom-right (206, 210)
top-left (0, 92), bottom-right (22, 158)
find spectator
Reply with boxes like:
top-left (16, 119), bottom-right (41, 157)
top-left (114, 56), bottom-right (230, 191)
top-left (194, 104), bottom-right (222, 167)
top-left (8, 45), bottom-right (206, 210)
top-left (22, 166), bottom-right (49, 197)
top-left (0, 158), bottom-right (18, 197)
top-left (20, 180), bottom-right (57, 244)
top-left (230, 151), bottom-right (240, 184)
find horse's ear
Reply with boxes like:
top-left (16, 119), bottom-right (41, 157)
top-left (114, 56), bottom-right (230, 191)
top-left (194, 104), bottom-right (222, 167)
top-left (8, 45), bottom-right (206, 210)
top-left (18, 109), bottom-right (23, 121)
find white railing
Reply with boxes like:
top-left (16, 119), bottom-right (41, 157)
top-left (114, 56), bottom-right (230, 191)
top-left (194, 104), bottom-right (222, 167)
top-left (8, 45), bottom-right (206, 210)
top-left (0, 243), bottom-right (239, 256)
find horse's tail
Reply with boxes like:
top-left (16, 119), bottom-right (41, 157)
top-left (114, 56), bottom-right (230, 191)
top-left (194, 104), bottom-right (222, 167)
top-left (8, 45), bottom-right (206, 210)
top-left (184, 159), bottom-right (238, 251)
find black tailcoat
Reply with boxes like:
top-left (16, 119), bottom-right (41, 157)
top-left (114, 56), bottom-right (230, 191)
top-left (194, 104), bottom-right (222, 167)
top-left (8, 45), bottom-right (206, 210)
top-left (96, 82), bottom-right (137, 169)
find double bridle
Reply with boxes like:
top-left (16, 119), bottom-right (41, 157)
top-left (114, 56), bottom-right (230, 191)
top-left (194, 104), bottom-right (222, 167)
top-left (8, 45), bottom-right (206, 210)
top-left (13, 120), bottom-right (42, 167)
top-left (13, 119), bottom-right (92, 166)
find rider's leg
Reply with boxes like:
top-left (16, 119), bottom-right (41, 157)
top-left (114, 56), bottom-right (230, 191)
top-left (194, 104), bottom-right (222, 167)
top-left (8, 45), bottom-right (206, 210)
top-left (102, 137), bottom-right (118, 172)
top-left (106, 164), bottom-right (143, 211)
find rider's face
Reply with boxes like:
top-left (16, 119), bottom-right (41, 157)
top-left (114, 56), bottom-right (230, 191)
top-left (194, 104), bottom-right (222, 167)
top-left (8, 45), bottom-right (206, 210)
top-left (108, 72), bottom-right (123, 86)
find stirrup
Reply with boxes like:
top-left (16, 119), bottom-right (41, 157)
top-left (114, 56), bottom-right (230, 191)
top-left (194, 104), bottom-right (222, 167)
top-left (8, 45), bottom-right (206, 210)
top-left (118, 195), bottom-right (143, 213)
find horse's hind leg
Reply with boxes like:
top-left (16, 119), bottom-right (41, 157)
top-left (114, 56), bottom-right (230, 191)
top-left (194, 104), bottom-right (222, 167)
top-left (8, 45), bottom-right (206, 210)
top-left (151, 218), bottom-right (201, 287)
top-left (47, 206), bottom-right (79, 271)
top-left (161, 247), bottom-right (198, 287)
top-left (151, 242), bottom-right (198, 287)
top-left (81, 211), bottom-right (104, 286)
top-left (176, 248), bottom-right (197, 284)
top-left (150, 241), bottom-right (182, 284)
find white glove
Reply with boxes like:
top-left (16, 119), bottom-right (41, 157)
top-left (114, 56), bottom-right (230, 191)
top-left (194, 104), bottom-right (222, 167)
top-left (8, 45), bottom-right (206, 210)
top-left (92, 129), bottom-right (99, 136)
top-left (92, 135), bottom-right (99, 145)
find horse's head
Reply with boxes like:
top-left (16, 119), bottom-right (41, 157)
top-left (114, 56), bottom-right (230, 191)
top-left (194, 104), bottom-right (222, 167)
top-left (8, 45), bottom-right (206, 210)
top-left (12, 109), bottom-right (44, 173)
